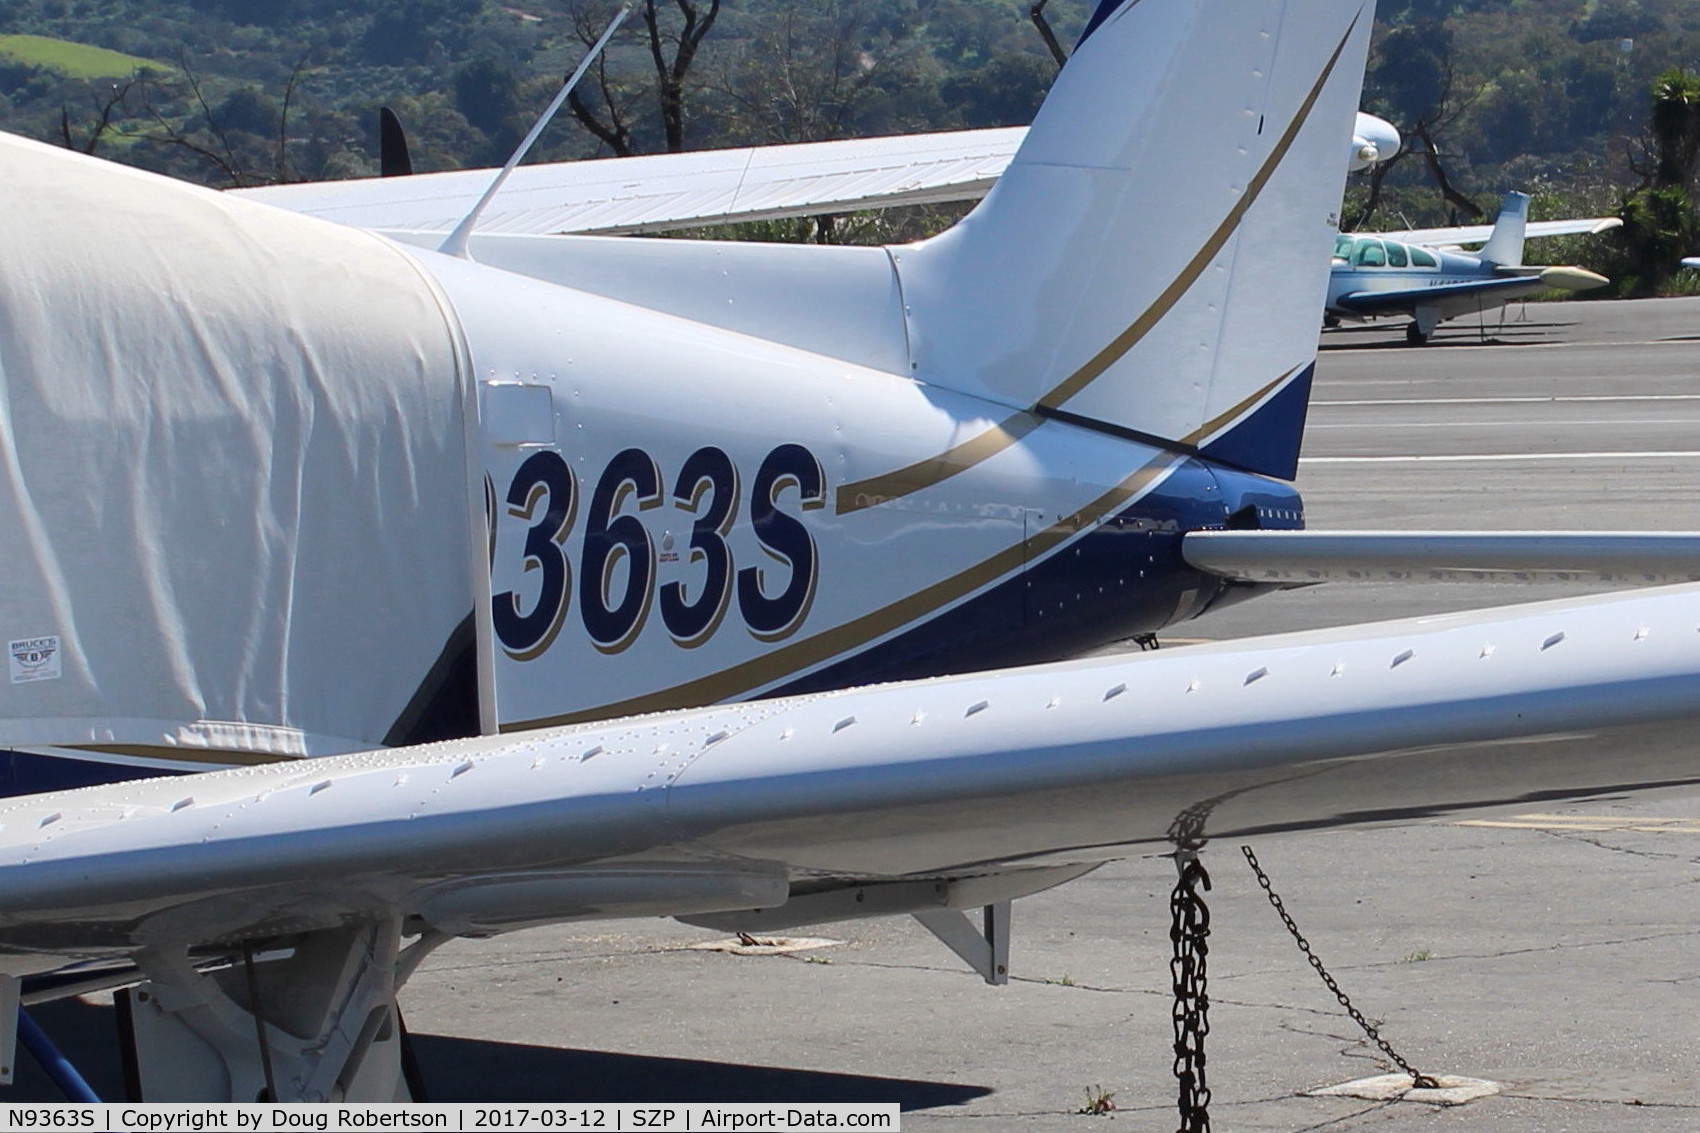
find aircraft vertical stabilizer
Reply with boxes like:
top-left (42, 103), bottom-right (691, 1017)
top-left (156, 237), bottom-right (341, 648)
top-left (894, 0), bottom-right (1374, 482)
top-left (1477, 191), bottom-right (1531, 268)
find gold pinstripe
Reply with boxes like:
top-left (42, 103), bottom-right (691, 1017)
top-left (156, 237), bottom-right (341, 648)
top-left (66, 744), bottom-right (298, 767)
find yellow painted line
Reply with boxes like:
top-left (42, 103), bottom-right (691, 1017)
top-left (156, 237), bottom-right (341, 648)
top-left (1456, 813), bottom-right (1700, 834)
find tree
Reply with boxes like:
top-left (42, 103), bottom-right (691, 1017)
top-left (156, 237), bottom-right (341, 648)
top-left (1610, 69), bottom-right (1700, 295)
top-left (58, 77), bottom-right (137, 155)
top-left (1356, 19), bottom-right (1486, 228)
top-left (565, 0), bottom-right (722, 156)
top-left (454, 56), bottom-right (521, 137)
top-left (714, 3), bottom-right (940, 145)
top-left (940, 50), bottom-right (1052, 129)
top-left (360, 0), bottom-right (483, 68)
top-left (1648, 67), bottom-right (1700, 192)
top-left (1029, 0), bottom-right (1068, 68)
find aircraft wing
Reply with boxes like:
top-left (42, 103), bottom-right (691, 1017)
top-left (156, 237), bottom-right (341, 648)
top-left (1379, 216), bottom-right (1623, 249)
top-left (231, 128), bottom-right (1025, 236)
top-left (1331, 274), bottom-right (1552, 316)
top-left (235, 105), bottom-right (1396, 238)
top-left (5, 582), bottom-right (1700, 977)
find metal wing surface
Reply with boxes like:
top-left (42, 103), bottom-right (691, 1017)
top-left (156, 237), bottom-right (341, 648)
top-left (1377, 216), bottom-right (1624, 249)
top-left (5, 583), bottom-right (1700, 970)
top-left (1332, 274), bottom-right (1550, 316)
top-left (232, 128), bottom-right (1024, 237)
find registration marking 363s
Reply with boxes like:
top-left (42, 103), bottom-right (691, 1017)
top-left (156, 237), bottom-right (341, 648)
top-left (492, 445), bottom-right (825, 662)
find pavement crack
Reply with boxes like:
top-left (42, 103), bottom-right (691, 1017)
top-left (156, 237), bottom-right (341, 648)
top-left (1227, 927), bottom-right (1700, 981)
top-left (1536, 827), bottom-right (1694, 862)
top-left (1285, 1100), bottom-right (1401, 1131)
top-left (1502, 1091), bottom-right (1700, 1111)
top-left (1008, 974), bottom-right (1142, 993)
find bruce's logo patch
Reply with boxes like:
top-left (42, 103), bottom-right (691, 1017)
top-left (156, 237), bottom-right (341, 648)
top-left (9, 636), bottom-right (62, 684)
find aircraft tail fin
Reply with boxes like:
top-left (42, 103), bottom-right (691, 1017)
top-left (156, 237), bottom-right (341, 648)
top-left (1477, 191), bottom-right (1530, 267)
top-left (892, 0), bottom-right (1373, 483)
top-left (379, 107), bottom-right (413, 178)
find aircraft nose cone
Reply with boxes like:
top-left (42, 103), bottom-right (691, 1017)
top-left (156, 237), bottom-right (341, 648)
top-left (1539, 266), bottom-right (1610, 292)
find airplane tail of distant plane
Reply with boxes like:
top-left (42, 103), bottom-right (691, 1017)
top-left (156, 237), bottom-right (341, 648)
top-left (894, 0), bottom-right (1374, 482)
top-left (1477, 191), bottom-right (1531, 267)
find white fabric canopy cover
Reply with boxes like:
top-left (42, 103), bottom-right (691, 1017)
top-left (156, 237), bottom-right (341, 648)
top-left (0, 134), bottom-right (477, 763)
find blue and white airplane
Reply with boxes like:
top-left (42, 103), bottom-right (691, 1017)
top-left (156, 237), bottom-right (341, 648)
top-left (4, 0), bottom-right (1700, 1103)
top-left (1327, 191), bottom-right (1621, 343)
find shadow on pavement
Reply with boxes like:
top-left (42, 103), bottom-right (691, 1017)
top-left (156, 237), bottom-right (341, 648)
top-left (0, 999), bottom-right (992, 1112)
top-left (412, 1033), bottom-right (993, 1109)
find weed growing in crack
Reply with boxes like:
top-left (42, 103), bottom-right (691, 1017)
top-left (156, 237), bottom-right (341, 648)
top-left (1078, 1085), bottom-right (1117, 1115)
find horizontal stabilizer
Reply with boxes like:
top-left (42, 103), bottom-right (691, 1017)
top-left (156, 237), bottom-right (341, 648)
top-left (1184, 530), bottom-right (1700, 584)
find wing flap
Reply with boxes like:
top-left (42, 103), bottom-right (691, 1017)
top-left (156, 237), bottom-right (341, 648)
top-left (1183, 531), bottom-right (1700, 584)
top-left (6, 584), bottom-right (1700, 965)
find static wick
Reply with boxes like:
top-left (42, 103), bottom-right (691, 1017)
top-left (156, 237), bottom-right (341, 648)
top-left (438, 3), bottom-right (633, 259)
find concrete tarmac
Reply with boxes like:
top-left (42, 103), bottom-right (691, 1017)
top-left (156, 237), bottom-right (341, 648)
top-left (6, 298), bottom-right (1700, 1128)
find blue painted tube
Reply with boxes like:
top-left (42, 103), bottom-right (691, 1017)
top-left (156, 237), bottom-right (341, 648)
top-left (17, 1009), bottom-right (101, 1103)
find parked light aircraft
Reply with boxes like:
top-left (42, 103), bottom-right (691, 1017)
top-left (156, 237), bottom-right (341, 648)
top-left (1327, 191), bottom-right (1621, 344)
top-left (6, 0), bottom-right (1700, 1104)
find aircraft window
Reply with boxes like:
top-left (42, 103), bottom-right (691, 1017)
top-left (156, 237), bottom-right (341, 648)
top-left (1354, 240), bottom-right (1386, 267)
top-left (1386, 242), bottom-right (1408, 268)
top-left (1410, 247), bottom-right (1438, 268)
top-left (1333, 235), bottom-right (1355, 261)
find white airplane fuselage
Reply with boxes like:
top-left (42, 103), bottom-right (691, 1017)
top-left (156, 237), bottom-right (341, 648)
top-left (0, 211), bottom-right (1303, 799)
top-left (1327, 235), bottom-right (1486, 300)
top-left (0, 0), bottom-right (1353, 801)
top-left (440, 248), bottom-right (1301, 737)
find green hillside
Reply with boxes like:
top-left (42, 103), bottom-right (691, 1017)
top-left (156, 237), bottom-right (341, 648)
top-left (0, 1), bottom-right (1696, 288)
top-left (0, 33), bottom-right (163, 79)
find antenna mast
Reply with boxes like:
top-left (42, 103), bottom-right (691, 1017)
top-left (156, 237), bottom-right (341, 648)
top-left (439, 3), bottom-right (633, 259)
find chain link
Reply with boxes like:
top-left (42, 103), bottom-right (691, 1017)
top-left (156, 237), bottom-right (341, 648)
top-left (1169, 853), bottom-right (1213, 1132)
top-left (1240, 845), bottom-right (1439, 1090)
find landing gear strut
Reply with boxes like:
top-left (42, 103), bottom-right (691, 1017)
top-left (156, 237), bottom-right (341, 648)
top-left (1406, 305), bottom-right (1440, 346)
top-left (117, 917), bottom-right (445, 1102)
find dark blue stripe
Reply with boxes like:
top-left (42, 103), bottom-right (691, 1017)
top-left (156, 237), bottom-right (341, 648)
top-left (1198, 363), bottom-right (1316, 483)
top-left (0, 749), bottom-right (188, 799)
top-left (772, 460), bottom-right (1303, 697)
top-left (1078, 0), bottom-right (1131, 49)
